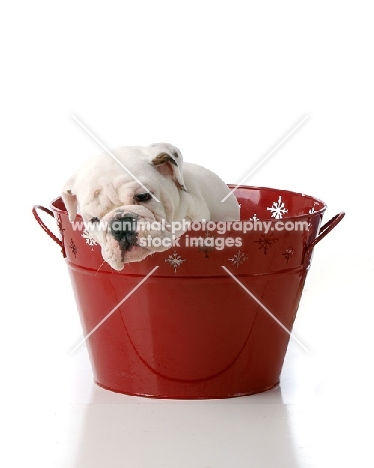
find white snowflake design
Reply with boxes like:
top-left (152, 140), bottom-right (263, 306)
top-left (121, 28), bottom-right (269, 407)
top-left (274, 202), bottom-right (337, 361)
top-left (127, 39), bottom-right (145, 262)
top-left (165, 251), bottom-right (186, 272)
top-left (309, 201), bottom-right (320, 215)
top-left (228, 250), bottom-right (248, 268)
top-left (249, 213), bottom-right (260, 221)
top-left (307, 203), bottom-right (319, 229)
top-left (267, 196), bottom-right (288, 219)
top-left (82, 229), bottom-right (98, 249)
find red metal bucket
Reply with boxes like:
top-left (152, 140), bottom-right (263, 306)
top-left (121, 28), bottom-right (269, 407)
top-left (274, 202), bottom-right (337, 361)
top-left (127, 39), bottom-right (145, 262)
top-left (33, 186), bottom-right (344, 399)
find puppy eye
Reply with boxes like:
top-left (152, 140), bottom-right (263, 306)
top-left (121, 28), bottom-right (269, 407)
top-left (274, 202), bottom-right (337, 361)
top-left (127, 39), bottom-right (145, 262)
top-left (90, 217), bottom-right (100, 223)
top-left (135, 192), bottom-right (152, 202)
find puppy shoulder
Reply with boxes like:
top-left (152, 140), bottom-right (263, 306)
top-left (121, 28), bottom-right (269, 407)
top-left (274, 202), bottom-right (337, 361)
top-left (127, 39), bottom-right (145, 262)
top-left (182, 162), bottom-right (240, 221)
top-left (182, 162), bottom-right (223, 184)
top-left (182, 162), bottom-right (230, 194)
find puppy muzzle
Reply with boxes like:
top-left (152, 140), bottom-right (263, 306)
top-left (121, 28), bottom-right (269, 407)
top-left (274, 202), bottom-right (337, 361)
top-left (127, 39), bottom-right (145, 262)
top-left (109, 213), bottom-right (138, 260)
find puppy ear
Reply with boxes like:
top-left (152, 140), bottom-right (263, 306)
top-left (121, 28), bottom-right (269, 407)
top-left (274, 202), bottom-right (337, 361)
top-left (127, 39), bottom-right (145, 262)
top-left (62, 176), bottom-right (78, 222)
top-left (149, 143), bottom-right (187, 191)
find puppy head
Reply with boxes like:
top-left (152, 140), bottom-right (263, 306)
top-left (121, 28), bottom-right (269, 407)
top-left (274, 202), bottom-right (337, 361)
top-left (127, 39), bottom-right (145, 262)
top-left (62, 144), bottom-right (188, 270)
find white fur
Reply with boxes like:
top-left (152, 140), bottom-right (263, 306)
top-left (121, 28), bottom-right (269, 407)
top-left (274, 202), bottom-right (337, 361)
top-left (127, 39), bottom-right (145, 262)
top-left (62, 143), bottom-right (240, 270)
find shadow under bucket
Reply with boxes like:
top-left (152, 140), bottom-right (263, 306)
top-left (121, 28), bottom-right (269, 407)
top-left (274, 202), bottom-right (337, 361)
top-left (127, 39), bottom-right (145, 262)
top-left (33, 185), bottom-right (344, 399)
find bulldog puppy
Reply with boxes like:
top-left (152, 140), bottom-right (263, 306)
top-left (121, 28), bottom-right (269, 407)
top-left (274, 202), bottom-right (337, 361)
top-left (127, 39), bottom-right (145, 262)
top-left (62, 143), bottom-right (240, 270)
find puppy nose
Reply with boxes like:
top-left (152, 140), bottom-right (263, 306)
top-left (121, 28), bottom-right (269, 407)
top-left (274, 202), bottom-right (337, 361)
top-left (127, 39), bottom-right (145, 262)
top-left (109, 214), bottom-right (138, 251)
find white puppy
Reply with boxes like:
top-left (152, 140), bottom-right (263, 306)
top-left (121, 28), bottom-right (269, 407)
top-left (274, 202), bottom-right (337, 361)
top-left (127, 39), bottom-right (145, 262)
top-left (62, 143), bottom-right (240, 270)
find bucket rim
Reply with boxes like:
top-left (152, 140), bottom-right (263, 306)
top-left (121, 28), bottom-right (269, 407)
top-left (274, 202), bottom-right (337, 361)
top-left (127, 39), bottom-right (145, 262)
top-left (50, 184), bottom-right (327, 221)
top-left (227, 184), bottom-right (327, 219)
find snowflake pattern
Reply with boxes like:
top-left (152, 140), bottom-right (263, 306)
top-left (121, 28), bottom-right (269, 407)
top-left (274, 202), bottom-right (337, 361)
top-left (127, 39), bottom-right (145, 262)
top-left (307, 205), bottom-right (316, 230)
top-left (282, 246), bottom-right (294, 263)
top-left (267, 196), bottom-right (288, 219)
top-left (249, 213), bottom-right (260, 221)
top-left (57, 216), bottom-right (65, 237)
top-left (309, 202), bottom-right (319, 215)
top-left (228, 250), bottom-right (248, 268)
top-left (198, 231), bottom-right (216, 258)
top-left (70, 238), bottom-right (78, 257)
top-left (165, 251), bottom-right (186, 272)
top-left (82, 229), bottom-right (98, 250)
top-left (254, 233), bottom-right (278, 254)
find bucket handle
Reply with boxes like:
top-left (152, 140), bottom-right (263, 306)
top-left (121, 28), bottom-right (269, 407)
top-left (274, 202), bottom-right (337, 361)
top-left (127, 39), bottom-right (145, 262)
top-left (32, 205), bottom-right (66, 257)
top-left (305, 211), bottom-right (345, 257)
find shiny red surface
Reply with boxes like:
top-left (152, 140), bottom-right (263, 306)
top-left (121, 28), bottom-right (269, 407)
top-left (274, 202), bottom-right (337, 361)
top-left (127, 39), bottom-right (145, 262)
top-left (34, 185), bottom-right (345, 398)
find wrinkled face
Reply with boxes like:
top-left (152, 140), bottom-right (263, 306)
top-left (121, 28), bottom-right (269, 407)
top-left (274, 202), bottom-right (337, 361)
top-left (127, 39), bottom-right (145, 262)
top-left (62, 144), bottom-right (188, 270)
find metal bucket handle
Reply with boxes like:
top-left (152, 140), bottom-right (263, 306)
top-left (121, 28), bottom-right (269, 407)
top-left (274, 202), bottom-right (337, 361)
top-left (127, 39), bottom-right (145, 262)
top-left (305, 211), bottom-right (345, 258)
top-left (32, 205), bottom-right (66, 257)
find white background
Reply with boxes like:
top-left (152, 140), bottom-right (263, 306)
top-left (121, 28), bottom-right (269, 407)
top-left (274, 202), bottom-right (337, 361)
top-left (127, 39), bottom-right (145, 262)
top-left (1, 1), bottom-right (373, 467)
